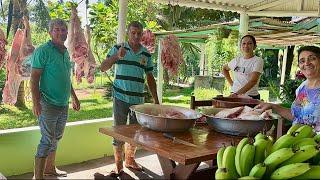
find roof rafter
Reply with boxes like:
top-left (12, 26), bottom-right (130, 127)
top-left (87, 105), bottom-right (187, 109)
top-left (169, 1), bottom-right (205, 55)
top-left (248, 0), bottom-right (290, 12)
top-left (152, 0), bottom-right (246, 12)
top-left (247, 10), bottom-right (319, 17)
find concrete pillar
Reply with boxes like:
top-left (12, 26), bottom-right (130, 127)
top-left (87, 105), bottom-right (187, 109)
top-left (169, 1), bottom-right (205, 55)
top-left (117, 0), bottom-right (128, 44)
top-left (157, 39), bottom-right (163, 104)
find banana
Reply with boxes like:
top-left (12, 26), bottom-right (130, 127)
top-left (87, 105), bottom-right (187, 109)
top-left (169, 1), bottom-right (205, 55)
top-left (270, 163), bottom-right (310, 179)
top-left (281, 145), bottom-right (319, 166)
top-left (314, 133), bottom-right (320, 143)
top-left (238, 176), bottom-right (258, 179)
top-left (287, 124), bottom-right (303, 135)
top-left (293, 137), bottom-right (317, 148)
top-left (253, 138), bottom-right (269, 165)
top-left (217, 146), bottom-right (226, 169)
top-left (222, 145), bottom-right (237, 177)
top-left (240, 143), bottom-right (255, 176)
top-left (254, 132), bottom-right (266, 141)
top-left (271, 134), bottom-right (296, 153)
top-left (264, 148), bottom-right (295, 171)
top-left (249, 163), bottom-right (266, 178)
top-left (295, 125), bottom-right (314, 140)
top-left (235, 137), bottom-right (249, 176)
top-left (267, 135), bottom-right (274, 143)
top-left (215, 168), bottom-right (233, 179)
top-left (293, 165), bottom-right (320, 179)
top-left (265, 138), bottom-right (273, 157)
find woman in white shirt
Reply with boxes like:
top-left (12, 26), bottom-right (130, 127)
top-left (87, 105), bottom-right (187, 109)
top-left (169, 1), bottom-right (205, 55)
top-left (222, 35), bottom-right (264, 99)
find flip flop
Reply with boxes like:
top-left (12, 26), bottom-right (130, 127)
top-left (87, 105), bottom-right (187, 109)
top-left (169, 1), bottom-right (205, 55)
top-left (125, 163), bottom-right (143, 171)
top-left (109, 169), bottom-right (124, 177)
top-left (44, 171), bottom-right (67, 177)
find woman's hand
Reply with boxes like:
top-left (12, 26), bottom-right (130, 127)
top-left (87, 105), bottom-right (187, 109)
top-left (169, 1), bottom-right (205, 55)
top-left (255, 102), bottom-right (273, 112)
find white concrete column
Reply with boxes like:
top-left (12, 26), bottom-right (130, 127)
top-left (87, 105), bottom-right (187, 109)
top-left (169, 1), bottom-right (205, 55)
top-left (199, 44), bottom-right (205, 75)
top-left (117, 0), bottom-right (128, 44)
top-left (157, 39), bottom-right (163, 104)
top-left (280, 47), bottom-right (289, 86)
top-left (239, 12), bottom-right (249, 38)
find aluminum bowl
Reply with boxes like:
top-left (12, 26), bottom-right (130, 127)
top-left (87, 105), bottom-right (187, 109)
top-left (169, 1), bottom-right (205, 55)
top-left (201, 107), bottom-right (276, 136)
top-left (130, 104), bottom-right (201, 132)
top-left (212, 96), bottom-right (261, 108)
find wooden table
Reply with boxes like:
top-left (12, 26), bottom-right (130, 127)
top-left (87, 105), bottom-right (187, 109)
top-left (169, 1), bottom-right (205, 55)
top-left (99, 124), bottom-right (241, 179)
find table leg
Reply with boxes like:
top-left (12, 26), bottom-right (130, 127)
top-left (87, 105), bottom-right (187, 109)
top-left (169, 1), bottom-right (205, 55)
top-left (157, 154), bottom-right (174, 179)
top-left (173, 163), bottom-right (200, 179)
top-left (157, 154), bottom-right (200, 179)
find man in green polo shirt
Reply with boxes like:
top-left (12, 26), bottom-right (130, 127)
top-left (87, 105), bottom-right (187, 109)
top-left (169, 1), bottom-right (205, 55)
top-left (101, 21), bottom-right (159, 176)
top-left (30, 18), bottom-right (80, 179)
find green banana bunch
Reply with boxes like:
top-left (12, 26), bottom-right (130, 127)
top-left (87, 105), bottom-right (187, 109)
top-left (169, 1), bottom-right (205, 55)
top-left (215, 168), bottom-right (233, 179)
top-left (249, 163), bottom-right (266, 178)
top-left (217, 146), bottom-right (226, 169)
top-left (293, 137), bottom-right (317, 148)
top-left (314, 133), bottom-right (320, 143)
top-left (293, 165), bottom-right (320, 179)
top-left (295, 125), bottom-right (314, 140)
top-left (240, 143), bottom-right (255, 176)
top-left (267, 135), bottom-right (274, 144)
top-left (222, 145), bottom-right (237, 177)
top-left (253, 138), bottom-right (269, 164)
top-left (271, 134), bottom-right (296, 153)
top-left (264, 148), bottom-right (295, 171)
top-left (270, 163), bottom-right (310, 179)
top-left (281, 145), bottom-right (319, 166)
top-left (287, 124), bottom-right (303, 135)
top-left (235, 137), bottom-right (249, 176)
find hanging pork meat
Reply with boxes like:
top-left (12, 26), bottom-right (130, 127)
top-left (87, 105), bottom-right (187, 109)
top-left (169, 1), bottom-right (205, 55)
top-left (141, 29), bottom-right (155, 53)
top-left (160, 34), bottom-right (184, 75)
top-left (0, 28), bottom-right (7, 70)
top-left (84, 25), bottom-right (96, 84)
top-left (66, 6), bottom-right (90, 84)
top-left (2, 16), bottom-right (34, 105)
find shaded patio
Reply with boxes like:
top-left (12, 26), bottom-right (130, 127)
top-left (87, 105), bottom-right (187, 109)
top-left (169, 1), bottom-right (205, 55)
top-left (8, 149), bottom-right (212, 179)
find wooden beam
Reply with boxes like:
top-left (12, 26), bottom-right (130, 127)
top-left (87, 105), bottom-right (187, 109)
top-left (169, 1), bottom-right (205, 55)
top-left (151, 0), bottom-right (246, 12)
top-left (248, 0), bottom-right (289, 12)
top-left (247, 10), bottom-right (319, 17)
top-left (297, 0), bottom-right (304, 11)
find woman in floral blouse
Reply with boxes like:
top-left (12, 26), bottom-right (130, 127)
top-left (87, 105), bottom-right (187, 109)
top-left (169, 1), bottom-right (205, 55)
top-left (256, 46), bottom-right (320, 132)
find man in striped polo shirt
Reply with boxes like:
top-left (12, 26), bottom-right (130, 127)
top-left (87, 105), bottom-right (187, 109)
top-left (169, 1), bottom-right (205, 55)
top-left (101, 21), bottom-right (159, 176)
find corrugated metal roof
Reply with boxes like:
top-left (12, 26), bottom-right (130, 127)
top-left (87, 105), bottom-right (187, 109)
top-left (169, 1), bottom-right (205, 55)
top-left (154, 17), bottom-right (320, 47)
top-left (152, 0), bottom-right (320, 17)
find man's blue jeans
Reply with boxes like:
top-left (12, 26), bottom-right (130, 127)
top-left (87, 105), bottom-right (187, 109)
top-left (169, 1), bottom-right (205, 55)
top-left (35, 99), bottom-right (68, 158)
top-left (112, 98), bottom-right (138, 146)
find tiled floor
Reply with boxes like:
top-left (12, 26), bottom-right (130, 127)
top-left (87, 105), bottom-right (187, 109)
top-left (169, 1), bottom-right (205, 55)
top-left (8, 150), bottom-right (164, 180)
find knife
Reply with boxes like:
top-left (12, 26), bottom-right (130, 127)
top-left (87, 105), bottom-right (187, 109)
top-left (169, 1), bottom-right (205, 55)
top-left (163, 133), bottom-right (197, 147)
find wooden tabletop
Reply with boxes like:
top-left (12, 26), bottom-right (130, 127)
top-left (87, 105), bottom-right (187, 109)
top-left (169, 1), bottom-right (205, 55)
top-left (99, 124), bottom-right (241, 165)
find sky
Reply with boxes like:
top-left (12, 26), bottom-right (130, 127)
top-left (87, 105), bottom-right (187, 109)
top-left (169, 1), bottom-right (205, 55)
top-left (77, 0), bottom-right (98, 26)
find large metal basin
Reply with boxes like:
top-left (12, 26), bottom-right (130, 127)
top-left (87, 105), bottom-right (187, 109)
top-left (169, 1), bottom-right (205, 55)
top-left (201, 107), bottom-right (276, 136)
top-left (130, 104), bottom-right (201, 132)
top-left (212, 96), bottom-right (261, 108)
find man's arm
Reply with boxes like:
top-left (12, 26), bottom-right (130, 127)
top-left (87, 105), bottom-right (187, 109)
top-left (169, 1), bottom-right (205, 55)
top-left (236, 71), bottom-right (261, 95)
top-left (100, 54), bottom-right (119, 72)
top-left (30, 68), bottom-right (43, 118)
top-left (70, 85), bottom-right (80, 111)
top-left (146, 73), bottom-right (159, 104)
top-left (222, 64), bottom-right (233, 86)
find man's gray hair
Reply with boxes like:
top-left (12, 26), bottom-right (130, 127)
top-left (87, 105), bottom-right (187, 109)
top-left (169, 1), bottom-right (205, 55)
top-left (127, 21), bottom-right (143, 32)
top-left (48, 19), bottom-right (68, 32)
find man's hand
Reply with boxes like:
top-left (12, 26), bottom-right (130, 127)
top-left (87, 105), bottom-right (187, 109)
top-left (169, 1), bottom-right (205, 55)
top-left (117, 43), bottom-right (126, 60)
top-left (72, 97), bottom-right (80, 111)
top-left (32, 102), bottom-right (41, 118)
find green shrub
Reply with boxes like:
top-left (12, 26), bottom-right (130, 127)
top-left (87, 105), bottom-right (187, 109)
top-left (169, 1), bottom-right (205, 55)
top-left (0, 69), bottom-right (5, 102)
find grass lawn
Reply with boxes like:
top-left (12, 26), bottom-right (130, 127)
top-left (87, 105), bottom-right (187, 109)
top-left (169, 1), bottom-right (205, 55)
top-left (0, 74), bottom-right (271, 130)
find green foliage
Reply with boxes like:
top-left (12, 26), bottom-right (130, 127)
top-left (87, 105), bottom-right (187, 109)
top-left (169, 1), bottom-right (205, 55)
top-left (0, 69), bottom-right (6, 102)
top-left (206, 30), bottom-right (238, 74)
top-left (30, 0), bottom-right (51, 31)
top-left (47, 1), bottom-right (73, 21)
top-left (280, 78), bottom-right (304, 104)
